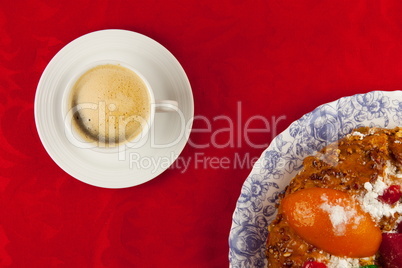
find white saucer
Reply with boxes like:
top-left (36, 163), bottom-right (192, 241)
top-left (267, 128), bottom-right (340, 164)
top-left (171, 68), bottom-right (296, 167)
top-left (34, 30), bottom-right (194, 188)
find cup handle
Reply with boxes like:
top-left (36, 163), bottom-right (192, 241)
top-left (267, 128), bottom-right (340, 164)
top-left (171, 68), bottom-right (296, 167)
top-left (155, 100), bottom-right (178, 113)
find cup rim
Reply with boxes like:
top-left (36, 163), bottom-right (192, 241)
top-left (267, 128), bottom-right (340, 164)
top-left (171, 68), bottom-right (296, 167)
top-left (62, 60), bottom-right (156, 153)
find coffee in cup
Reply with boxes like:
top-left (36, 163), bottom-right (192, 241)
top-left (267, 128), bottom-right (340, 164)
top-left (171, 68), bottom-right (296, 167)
top-left (66, 63), bottom-right (154, 148)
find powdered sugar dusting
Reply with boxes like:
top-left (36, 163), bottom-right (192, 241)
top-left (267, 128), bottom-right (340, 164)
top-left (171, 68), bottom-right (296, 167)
top-left (360, 171), bottom-right (402, 222)
top-left (328, 256), bottom-right (360, 268)
top-left (385, 160), bottom-right (397, 178)
top-left (320, 197), bottom-right (358, 236)
top-left (349, 131), bottom-right (366, 140)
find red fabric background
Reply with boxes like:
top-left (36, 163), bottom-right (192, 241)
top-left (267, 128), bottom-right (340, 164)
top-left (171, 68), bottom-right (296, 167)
top-left (1, 0), bottom-right (402, 267)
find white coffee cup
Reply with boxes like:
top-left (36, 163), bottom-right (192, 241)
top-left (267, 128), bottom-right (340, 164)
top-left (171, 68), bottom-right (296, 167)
top-left (62, 60), bottom-right (178, 153)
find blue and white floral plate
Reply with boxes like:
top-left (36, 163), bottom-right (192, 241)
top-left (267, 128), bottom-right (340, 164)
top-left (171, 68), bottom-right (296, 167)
top-left (229, 90), bottom-right (402, 268)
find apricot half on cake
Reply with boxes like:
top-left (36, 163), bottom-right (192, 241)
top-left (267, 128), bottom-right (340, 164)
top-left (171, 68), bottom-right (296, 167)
top-left (281, 187), bottom-right (382, 258)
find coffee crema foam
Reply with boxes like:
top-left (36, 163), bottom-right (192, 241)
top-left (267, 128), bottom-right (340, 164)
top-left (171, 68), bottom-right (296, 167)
top-left (68, 64), bottom-right (151, 147)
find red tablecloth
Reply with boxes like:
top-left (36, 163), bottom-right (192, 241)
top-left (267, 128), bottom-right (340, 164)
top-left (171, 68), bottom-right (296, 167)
top-left (2, 1), bottom-right (402, 267)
